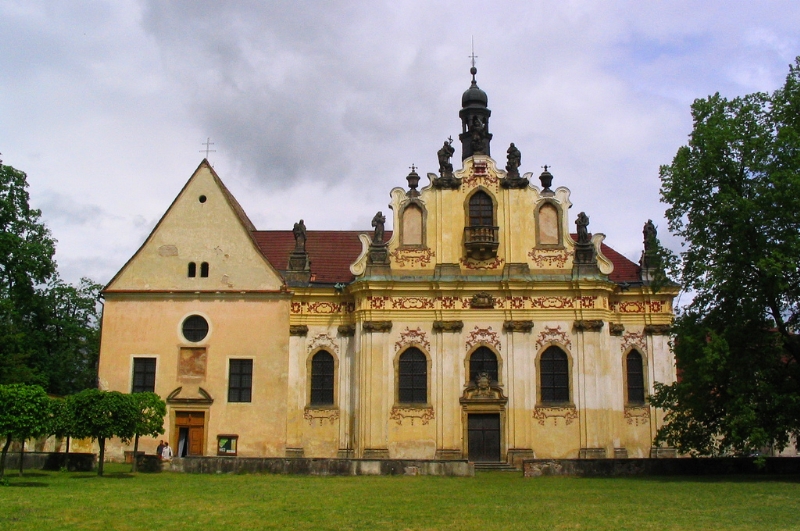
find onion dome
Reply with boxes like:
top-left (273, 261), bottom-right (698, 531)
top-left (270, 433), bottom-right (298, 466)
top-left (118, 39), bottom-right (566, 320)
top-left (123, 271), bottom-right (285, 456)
top-left (462, 66), bottom-right (488, 108)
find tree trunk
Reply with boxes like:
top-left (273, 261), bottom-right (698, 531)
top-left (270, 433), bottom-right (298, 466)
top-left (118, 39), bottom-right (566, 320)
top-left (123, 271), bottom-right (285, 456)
top-left (0, 434), bottom-right (11, 479)
top-left (131, 433), bottom-right (139, 473)
top-left (19, 439), bottom-right (24, 477)
top-left (65, 436), bottom-right (71, 471)
top-left (98, 437), bottom-right (105, 476)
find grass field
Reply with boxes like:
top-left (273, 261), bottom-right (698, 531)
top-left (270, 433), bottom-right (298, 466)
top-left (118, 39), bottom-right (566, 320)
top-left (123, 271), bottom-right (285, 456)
top-left (1, 465), bottom-right (799, 530)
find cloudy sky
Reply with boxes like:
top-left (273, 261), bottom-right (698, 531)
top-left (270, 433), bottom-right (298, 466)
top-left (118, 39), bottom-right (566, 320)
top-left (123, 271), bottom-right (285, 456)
top-left (1, 1), bottom-right (798, 286)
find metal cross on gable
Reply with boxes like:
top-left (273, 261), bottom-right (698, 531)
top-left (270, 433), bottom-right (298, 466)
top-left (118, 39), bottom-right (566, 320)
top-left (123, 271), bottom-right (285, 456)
top-left (200, 137), bottom-right (216, 159)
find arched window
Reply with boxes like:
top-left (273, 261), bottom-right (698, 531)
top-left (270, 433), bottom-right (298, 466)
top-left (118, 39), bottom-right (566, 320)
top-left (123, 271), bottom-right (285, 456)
top-left (188, 262), bottom-right (197, 277)
top-left (398, 348), bottom-right (427, 404)
top-left (468, 191), bottom-right (493, 227)
top-left (401, 204), bottom-right (423, 246)
top-left (537, 203), bottom-right (559, 246)
top-left (200, 262), bottom-right (209, 277)
top-left (310, 350), bottom-right (335, 406)
top-left (540, 346), bottom-right (569, 403)
top-left (469, 346), bottom-right (498, 383)
top-left (626, 351), bottom-right (645, 405)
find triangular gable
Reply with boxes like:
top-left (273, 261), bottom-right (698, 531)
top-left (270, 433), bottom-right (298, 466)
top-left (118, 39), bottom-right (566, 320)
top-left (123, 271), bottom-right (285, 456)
top-left (105, 160), bottom-right (284, 292)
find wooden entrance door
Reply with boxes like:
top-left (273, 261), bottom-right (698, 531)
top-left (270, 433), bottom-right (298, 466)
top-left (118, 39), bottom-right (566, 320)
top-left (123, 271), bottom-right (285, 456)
top-left (175, 411), bottom-right (205, 456)
top-left (468, 413), bottom-right (501, 462)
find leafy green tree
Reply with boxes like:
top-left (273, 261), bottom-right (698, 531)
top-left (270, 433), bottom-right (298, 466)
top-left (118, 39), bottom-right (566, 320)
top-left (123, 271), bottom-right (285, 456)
top-left (34, 277), bottom-right (103, 395)
top-left (651, 58), bottom-right (800, 456)
top-left (70, 389), bottom-right (138, 476)
top-left (0, 161), bottom-right (101, 394)
top-left (0, 162), bottom-right (56, 387)
top-left (130, 392), bottom-right (166, 472)
top-left (0, 384), bottom-right (51, 478)
top-left (49, 396), bottom-right (77, 464)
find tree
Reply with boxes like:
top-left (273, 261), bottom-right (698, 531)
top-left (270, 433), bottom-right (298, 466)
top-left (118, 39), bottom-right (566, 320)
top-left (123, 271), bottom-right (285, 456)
top-left (0, 384), bottom-right (51, 478)
top-left (49, 396), bottom-right (78, 465)
top-left (129, 392), bottom-right (166, 472)
top-left (0, 161), bottom-right (101, 394)
top-left (70, 389), bottom-right (137, 476)
top-left (34, 277), bottom-right (103, 395)
top-left (651, 57), bottom-right (800, 456)
top-left (0, 162), bottom-right (56, 387)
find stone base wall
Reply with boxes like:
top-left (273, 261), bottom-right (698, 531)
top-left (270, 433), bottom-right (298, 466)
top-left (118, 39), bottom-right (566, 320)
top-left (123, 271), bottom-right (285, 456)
top-left (4, 452), bottom-right (95, 472)
top-left (170, 457), bottom-right (473, 476)
top-left (524, 457), bottom-right (800, 477)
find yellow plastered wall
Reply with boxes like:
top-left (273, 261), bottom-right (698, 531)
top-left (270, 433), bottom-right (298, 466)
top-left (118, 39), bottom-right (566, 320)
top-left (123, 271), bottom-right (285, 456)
top-left (107, 163), bottom-right (283, 292)
top-left (99, 295), bottom-right (290, 459)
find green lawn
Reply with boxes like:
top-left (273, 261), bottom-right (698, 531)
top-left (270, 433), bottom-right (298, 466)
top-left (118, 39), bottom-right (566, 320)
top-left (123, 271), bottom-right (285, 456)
top-left (1, 465), bottom-right (799, 530)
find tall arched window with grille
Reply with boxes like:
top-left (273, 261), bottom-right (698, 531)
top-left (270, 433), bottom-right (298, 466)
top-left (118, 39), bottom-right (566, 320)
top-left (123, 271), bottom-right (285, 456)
top-left (398, 348), bottom-right (427, 404)
top-left (540, 346), bottom-right (570, 403)
top-left (468, 191), bottom-right (493, 227)
top-left (469, 346), bottom-right (498, 383)
top-left (626, 350), bottom-right (645, 405)
top-left (310, 350), bottom-right (335, 406)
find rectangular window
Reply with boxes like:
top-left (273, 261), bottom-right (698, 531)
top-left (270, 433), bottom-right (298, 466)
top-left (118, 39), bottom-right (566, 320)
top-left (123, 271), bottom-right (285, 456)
top-left (132, 357), bottom-right (156, 393)
top-left (228, 359), bottom-right (253, 403)
top-left (217, 435), bottom-right (238, 456)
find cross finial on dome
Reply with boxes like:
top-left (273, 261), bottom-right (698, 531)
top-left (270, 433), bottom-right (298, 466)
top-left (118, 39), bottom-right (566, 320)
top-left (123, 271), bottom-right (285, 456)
top-left (469, 37), bottom-right (478, 83)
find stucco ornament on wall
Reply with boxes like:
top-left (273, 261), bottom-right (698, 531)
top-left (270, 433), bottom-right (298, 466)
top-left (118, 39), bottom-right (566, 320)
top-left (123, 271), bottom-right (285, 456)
top-left (390, 406), bottom-right (435, 426)
top-left (394, 327), bottom-right (430, 352)
top-left (389, 248), bottom-right (436, 267)
top-left (528, 248), bottom-right (572, 268)
top-left (533, 406), bottom-right (578, 426)
top-left (307, 333), bottom-right (339, 355)
top-left (624, 407), bottom-right (650, 426)
top-left (535, 326), bottom-right (572, 351)
top-left (466, 326), bottom-right (501, 352)
top-left (304, 408), bottom-right (340, 426)
top-left (620, 331), bottom-right (647, 354)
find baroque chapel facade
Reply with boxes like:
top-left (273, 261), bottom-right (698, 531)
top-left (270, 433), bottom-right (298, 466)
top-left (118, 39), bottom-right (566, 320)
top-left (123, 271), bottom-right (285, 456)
top-left (98, 68), bottom-right (677, 465)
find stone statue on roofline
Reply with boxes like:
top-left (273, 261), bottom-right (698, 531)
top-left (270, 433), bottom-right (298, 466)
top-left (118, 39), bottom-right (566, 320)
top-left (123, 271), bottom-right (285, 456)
top-left (576, 212), bottom-right (590, 244)
top-left (437, 137), bottom-right (455, 177)
top-left (292, 219), bottom-right (307, 252)
top-left (371, 211), bottom-right (386, 245)
top-left (643, 219), bottom-right (657, 252)
top-left (506, 143), bottom-right (521, 177)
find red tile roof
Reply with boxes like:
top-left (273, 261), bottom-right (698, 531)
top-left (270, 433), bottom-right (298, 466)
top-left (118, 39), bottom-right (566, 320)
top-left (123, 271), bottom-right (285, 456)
top-left (252, 231), bottom-right (391, 284)
top-left (252, 230), bottom-right (641, 284)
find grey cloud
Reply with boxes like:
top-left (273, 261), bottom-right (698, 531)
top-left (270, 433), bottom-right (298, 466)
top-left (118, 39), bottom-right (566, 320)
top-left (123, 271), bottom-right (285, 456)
top-left (38, 192), bottom-right (106, 226)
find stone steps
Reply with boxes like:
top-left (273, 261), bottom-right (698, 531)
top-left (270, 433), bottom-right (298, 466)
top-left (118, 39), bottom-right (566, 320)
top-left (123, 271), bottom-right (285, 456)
top-left (473, 461), bottom-right (519, 472)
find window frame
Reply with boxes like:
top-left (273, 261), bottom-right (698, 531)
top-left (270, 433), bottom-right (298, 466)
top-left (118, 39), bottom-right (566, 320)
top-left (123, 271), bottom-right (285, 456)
top-left (131, 357), bottom-right (157, 393)
top-left (534, 199), bottom-right (565, 249)
top-left (538, 346), bottom-right (571, 405)
top-left (624, 349), bottom-right (647, 406)
top-left (309, 350), bottom-right (336, 406)
top-left (182, 315), bottom-right (209, 343)
top-left (467, 189), bottom-right (495, 227)
top-left (399, 200), bottom-right (428, 249)
top-left (228, 359), bottom-right (253, 403)
top-left (467, 346), bottom-right (500, 385)
top-left (395, 347), bottom-right (429, 405)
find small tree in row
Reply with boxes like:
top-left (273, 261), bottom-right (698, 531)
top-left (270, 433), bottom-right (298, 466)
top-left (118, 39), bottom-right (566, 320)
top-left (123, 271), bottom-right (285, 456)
top-left (0, 384), bottom-right (51, 479)
top-left (0, 384), bottom-right (166, 478)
